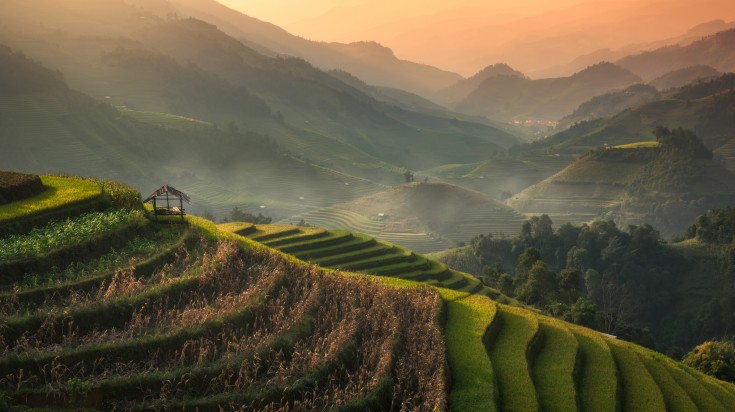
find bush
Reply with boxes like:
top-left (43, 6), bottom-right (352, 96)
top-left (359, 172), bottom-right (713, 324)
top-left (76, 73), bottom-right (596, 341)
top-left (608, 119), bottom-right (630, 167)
top-left (94, 178), bottom-right (142, 210)
top-left (683, 340), bottom-right (735, 382)
top-left (0, 171), bottom-right (45, 204)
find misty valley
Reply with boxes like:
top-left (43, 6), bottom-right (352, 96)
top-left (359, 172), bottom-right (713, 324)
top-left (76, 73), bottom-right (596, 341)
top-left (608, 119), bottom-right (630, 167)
top-left (2, 0), bottom-right (735, 410)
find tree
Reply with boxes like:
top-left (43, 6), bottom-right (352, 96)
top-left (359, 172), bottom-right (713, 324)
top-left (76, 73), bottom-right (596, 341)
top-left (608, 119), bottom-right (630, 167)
top-left (683, 340), bottom-right (735, 382)
top-left (558, 268), bottom-right (581, 304)
top-left (402, 168), bottom-right (414, 183)
top-left (599, 280), bottom-right (637, 335)
top-left (226, 206), bottom-right (272, 224)
top-left (516, 261), bottom-right (558, 307)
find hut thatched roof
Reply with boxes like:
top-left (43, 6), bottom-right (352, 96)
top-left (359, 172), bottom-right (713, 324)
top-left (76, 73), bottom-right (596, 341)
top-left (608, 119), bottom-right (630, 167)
top-left (143, 185), bottom-right (190, 203)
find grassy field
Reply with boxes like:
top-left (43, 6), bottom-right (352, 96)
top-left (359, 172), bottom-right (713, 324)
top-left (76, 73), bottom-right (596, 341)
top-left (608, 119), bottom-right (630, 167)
top-left (0, 176), bottom-right (103, 224)
top-left (612, 141), bottom-right (660, 149)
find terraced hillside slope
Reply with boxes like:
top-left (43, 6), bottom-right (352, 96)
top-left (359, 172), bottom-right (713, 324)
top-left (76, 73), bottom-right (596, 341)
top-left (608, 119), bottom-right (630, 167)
top-left (2, 175), bottom-right (735, 411)
top-left (0, 176), bottom-right (446, 411)
top-left (284, 182), bottom-right (527, 253)
top-left (509, 131), bottom-right (735, 233)
top-left (235, 220), bottom-right (735, 412)
top-left (219, 222), bottom-right (494, 298)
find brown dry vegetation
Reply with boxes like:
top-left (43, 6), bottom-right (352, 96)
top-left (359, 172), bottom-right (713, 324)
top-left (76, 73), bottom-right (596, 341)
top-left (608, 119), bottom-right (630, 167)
top-left (0, 233), bottom-right (446, 411)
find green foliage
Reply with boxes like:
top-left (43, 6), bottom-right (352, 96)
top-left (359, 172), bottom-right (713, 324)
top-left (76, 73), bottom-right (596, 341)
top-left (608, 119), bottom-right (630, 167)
top-left (19, 225), bottom-right (182, 288)
top-left (687, 207), bottom-right (735, 244)
top-left (472, 214), bottom-right (690, 347)
top-left (224, 206), bottom-right (272, 224)
top-left (66, 378), bottom-right (92, 404)
top-left (683, 340), bottom-right (735, 382)
top-left (674, 73), bottom-right (735, 100)
top-left (0, 209), bottom-right (146, 261)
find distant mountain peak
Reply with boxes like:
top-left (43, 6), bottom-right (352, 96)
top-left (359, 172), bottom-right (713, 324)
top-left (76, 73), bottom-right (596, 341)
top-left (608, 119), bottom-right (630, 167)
top-left (343, 41), bottom-right (396, 58)
top-left (472, 63), bottom-right (526, 81)
top-left (572, 62), bottom-right (641, 82)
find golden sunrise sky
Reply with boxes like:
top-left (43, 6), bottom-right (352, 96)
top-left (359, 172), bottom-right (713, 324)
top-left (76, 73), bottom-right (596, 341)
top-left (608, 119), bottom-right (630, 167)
top-left (217, 0), bottom-right (735, 76)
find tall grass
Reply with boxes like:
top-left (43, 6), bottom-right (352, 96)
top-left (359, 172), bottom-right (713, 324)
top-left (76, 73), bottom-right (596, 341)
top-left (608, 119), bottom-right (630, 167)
top-left (0, 225), bottom-right (446, 411)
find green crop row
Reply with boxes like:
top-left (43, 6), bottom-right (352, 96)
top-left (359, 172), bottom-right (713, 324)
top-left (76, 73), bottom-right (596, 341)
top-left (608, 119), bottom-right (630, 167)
top-left (1, 225), bottom-right (190, 312)
top-left (487, 305), bottom-right (540, 412)
top-left (568, 325), bottom-right (618, 412)
top-left (0, 209), bottom-right (147, 261)
top-left (441, 291), bottom-right (498, 412)
top-left (533, 318), bottom-right (579, 412)
top-left (607, 338), bottom-right (666, 412)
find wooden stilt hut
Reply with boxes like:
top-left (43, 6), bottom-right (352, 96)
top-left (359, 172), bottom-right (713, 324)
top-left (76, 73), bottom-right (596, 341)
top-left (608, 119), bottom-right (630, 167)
top-left (143, 185), bottom-right (190, 222)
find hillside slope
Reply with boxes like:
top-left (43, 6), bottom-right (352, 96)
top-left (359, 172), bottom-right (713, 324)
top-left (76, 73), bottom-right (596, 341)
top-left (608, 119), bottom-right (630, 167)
top-left (524, 74), bottom-right (735, 163)
top-left (2, 175), bottom-right (735, 411)
top-left (508, 134), bottom-right (735, 233)
top-left (618, 28), bottom-right (735, 80)
top-left (285, 182), bottom-right (528, 253)
top-left (0, 46), bottom-right (390, 220)
top-left (127, 0), bottom-right (463, 98)
top-left (0, 0), bottom-right (517, 175)
top-left (457, 62), bottom-right (642, 122)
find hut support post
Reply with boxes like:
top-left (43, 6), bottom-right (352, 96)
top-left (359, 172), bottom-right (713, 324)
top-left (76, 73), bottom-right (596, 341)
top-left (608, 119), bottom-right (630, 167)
top-left (153, 197), bottom-right (157, 222)
top-left (179, 195), bottom-right (184, 222)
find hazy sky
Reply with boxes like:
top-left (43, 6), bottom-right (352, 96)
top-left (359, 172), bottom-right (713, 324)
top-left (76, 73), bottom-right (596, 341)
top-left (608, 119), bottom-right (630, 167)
top-left (217, 0), bottom-right (583, 31)
top-left (217, 0), bottom-right (735, 76)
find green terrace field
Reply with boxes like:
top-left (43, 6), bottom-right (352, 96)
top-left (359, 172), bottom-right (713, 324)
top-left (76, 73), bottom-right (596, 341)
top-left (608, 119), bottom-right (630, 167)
top-left (3, 175), bottom-right (735, 411)
top-left (222, 223), bottom-right (486, 295)
top-left (118, 108), bottom-right (211, 131)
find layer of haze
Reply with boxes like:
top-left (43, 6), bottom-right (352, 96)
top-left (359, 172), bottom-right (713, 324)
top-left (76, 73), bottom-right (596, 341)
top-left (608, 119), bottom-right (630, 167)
top-left (219, 0), bottom-right (735, 77)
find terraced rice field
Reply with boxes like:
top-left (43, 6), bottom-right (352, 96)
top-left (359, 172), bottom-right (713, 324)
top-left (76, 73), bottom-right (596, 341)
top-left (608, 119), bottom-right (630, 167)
top-left (283, 206), bottom-right (527, 253)
top-left (444, 207), bottom-right (527, 241)
top-left (119, 108), bottom-right (211, 130)
top-left (279, 207), bottom-right (385, 236)
top-left (715, 139), bottom-right (735, 173)
top-left (0, 191), bottom-right (446, 411)
top-left (4, 176), bottom-right (735, 411)
top-left (224, 223), bottom-right (486, 295)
